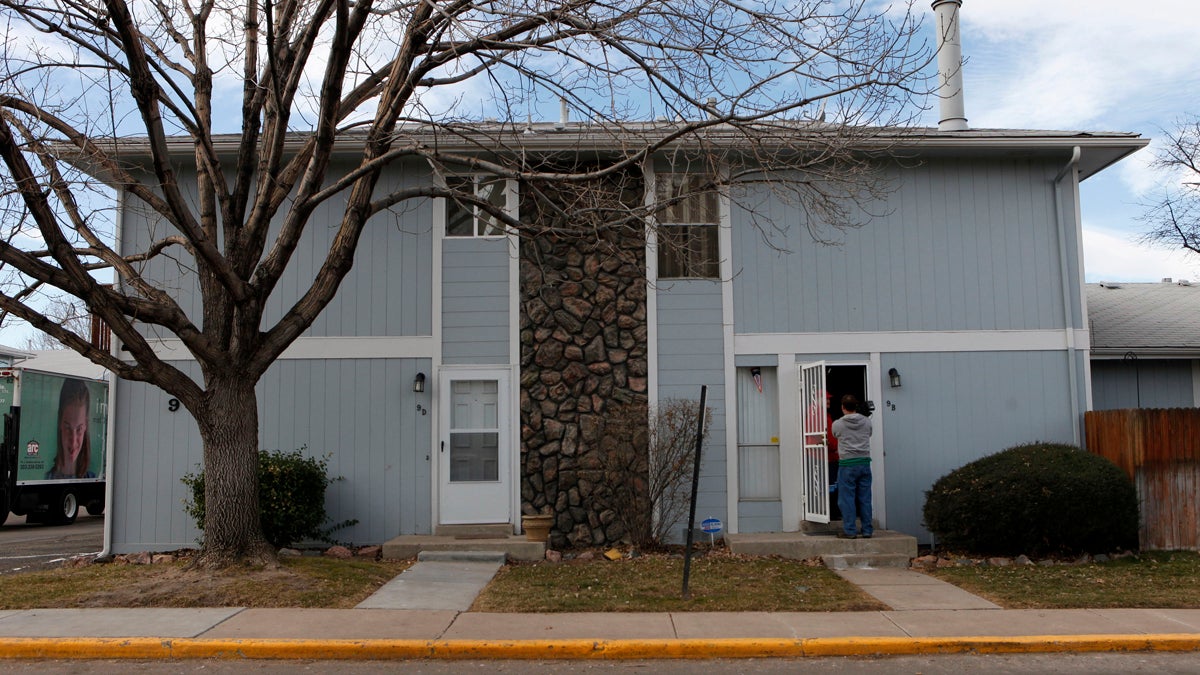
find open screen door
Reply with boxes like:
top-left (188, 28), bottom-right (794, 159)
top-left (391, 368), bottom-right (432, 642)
top-left (799, 361), bottom-right (830, 523)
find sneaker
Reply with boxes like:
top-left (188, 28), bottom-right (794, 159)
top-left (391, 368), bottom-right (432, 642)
top-left (836, 532), bottom-right (856, 539)
top-left (860, 533), bottom-right (873, 539)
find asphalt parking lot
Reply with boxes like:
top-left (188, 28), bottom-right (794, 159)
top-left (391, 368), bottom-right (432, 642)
top-left (0, 513), bottom-right (104, 575)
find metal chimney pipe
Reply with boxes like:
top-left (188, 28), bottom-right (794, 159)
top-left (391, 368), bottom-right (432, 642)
top-left (557, 98), bottom-right (569, 130)
top-left (932, 0), bottom-right (968, 131)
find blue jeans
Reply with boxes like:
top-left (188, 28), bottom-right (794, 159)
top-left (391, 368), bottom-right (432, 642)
top-left (837, 463), bottom-right (873, 536)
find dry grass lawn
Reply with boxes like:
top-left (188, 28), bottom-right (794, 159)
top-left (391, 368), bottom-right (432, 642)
top-left (473, 549), bottom-right (886, 612)
top-left (925, 551), bottom-right (1200, 609)
top-left (0, 554), bottom-right (411, 610)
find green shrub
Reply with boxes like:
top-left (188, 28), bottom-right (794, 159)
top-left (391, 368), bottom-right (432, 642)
top-left (922, 442), bottom-right (1138, 557)
top-left (182, 448), bottom-right (355, 548)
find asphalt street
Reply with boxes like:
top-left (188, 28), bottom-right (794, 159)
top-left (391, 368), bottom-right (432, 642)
top-left (0, 512), bottom-right (104, 575)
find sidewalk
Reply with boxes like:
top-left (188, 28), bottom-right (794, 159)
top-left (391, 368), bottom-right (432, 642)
top-left (0, 553), bottom-right (1198, 660)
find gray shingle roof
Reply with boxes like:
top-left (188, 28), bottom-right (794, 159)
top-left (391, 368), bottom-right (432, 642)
top-left (1087, 281), bottom-right (1200, 354)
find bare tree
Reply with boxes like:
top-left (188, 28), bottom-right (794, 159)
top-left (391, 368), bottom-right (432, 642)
top-left (1140, 115), bottom-right (1200, 255)
top-left (595, 399), bottom-right (712, 549)
top-left (0, 0), bottom-right (931, 565)
top-left (19, 297), bottom-right (90, 350)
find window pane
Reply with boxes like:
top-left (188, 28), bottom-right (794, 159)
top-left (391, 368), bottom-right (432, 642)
top-left (445, 176), bottom-right (509, 237)
top-left (656, 174), bottom-right (717, 224)
top-left (658, 224), bottom-right (718, 278)
top-left (738, 444), bottom-right (781, 500)
top-left (449, 432), bottom-right (499, 481)
top-left (736, 366), bottom-right (779, 444)
top-left (476, 178), bottom-right (508, 236)
top-left (446, 177), bottom-right (473, 236)
top-left (691, 224), bottom-right (719, 277)
top-left (447, 201), bottom-right (473, 236)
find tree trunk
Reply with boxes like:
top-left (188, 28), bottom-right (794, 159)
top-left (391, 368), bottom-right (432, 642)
top-left (194, 377), bottom-right (275, 566)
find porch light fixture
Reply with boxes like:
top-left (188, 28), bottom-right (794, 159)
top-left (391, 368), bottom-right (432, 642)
top-left (888, 368), bottom-right (901, 388)
top-left (413, 372), bottom-right (426, 393)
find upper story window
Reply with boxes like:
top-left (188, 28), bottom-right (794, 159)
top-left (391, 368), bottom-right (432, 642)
top-left (655, 173), bottom-right (719, 279)
top-left (446, 176), bottom-right (514, 237)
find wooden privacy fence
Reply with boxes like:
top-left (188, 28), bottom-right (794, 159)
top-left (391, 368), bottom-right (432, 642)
top-left (1085, 408), bottom-right (1200, 551)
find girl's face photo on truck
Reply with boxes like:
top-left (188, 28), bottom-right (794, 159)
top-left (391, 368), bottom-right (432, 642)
top-left (59, 398), bottom-right (87, 466)
top-left (51, 378), bottom-right (91, 479)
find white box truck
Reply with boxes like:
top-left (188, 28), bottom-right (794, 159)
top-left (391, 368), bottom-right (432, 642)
top-left (0, 368), bottom-right (108, 525)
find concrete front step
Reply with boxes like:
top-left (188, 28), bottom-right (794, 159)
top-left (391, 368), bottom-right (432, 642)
top-left (434, 523), bottom-right (513, 538)
top-left (383, 534), bottom-right (545, 562)
top-left (725, 530), bottom-right (917, 561)
top-left (821, 553), bottom-right (914, 569)
top-left (417, 550), bottom-right (507, 564)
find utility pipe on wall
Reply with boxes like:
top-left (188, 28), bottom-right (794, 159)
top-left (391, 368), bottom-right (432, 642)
top-left (1053, 146), bottom-right (1082, 444)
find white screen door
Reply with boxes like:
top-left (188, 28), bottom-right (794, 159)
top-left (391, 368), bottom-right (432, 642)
top-left (440, 370), bottom-right (511, 524)
top-left (799, 361), bottom-right (830, 523)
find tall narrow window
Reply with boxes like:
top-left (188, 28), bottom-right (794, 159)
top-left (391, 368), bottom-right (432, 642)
top-left (655, 173), bottom-right (719, 278)
top-left (446, 176), bottom-right (511, 237)
top-left (736, 366), bottom-right (781, 500)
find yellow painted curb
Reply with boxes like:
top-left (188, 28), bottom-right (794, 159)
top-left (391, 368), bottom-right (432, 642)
top-left (0, 635), bottom-right (1198, 660)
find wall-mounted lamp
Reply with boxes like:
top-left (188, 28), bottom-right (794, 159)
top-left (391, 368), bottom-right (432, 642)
top-left (413, 372), bottom-right (426, 393)
top-left (888, 368), bottom-right (901, 388)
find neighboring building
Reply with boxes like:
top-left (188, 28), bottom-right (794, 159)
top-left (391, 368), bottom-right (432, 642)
top-left (1088, 280), bottom-right (1200, 411)
top-left (13, 350), bottom-right (111, 380)
top-left (0, 345), bottom-right (32, 368)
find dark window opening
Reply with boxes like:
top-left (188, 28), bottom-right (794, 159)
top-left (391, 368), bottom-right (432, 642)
top-left (656, 173), bottom-right (719, 279)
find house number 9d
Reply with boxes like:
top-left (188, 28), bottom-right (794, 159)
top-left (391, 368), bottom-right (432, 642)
top-left (415, 404), bottom-right (427, 416)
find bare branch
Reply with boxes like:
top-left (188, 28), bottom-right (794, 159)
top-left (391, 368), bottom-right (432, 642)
top-left (1140, 115), bottom-right (1200, 256)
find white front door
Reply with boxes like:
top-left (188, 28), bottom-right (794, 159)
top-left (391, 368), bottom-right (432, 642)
top-left (439, 369), bottom-right (511, 524)
top-left (800, 361), bottom-right (830, 523)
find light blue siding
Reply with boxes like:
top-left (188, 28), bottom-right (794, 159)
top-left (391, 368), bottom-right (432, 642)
top-left (879, 350), bottom-right (1077, 543)
top-left (119, 160), bottom-right (434, 338)
top-left (111, 364), bottom-right (204, 551)
top-left (657, 280), bottom-right (727, 539)
top-left (111, 358), bottom-right (433, 553)
top-left (732, 158), bottom-right (1076, 334)
top-left (442, 238), bottom-right (510, 364)
top-left (1091, 359), bottom-right (1197, 410)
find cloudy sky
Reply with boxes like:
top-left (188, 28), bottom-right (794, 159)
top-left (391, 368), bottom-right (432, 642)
top-left (3, 1), bottom-right (1198, 348)
top-left (946, 0), bottom-right (1200, 282)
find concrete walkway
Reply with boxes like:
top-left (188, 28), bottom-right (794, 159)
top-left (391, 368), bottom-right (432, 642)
top-left (834, 567), bottom-right (1001, 610)
top-left (354, 551), bottom-right (505, 611)
top-left (1, 559), bottom-right (1199, 660)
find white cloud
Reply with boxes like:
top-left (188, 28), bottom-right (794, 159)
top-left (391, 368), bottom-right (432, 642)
top-left (958, 1), bottom-right (1200, 131)
top-left (1082, 225), bottom-right (1200, 283)
top-left (1116, 142), bottom-right (1165, 199)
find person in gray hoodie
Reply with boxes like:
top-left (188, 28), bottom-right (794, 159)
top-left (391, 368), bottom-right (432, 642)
top-left (831, 394), bottom-right (872, 539)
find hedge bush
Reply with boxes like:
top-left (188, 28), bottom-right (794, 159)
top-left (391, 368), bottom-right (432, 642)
top-left (182, 448), bottom-right (354, 548)
top-left (922, 442), bottom-right (1138, 556)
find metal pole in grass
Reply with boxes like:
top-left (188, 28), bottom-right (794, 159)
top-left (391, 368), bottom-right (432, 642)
top-left (681, 385), bottom-right (707, 600)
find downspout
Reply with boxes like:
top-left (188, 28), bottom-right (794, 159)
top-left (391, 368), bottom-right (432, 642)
top-left (97, 187), bottom-right (124, 561)
top-left (1053, 147), bottom-right (1082, 444)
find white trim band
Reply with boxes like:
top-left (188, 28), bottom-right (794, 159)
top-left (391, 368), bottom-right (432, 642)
top-left (141, 336), bottom-right (437, 361)
top-left (736, 329), bottom-right (1090, 356)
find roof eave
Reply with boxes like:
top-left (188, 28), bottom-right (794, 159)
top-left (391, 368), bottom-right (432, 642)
top-left (1091, 348), bottom-right (1200, 359)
